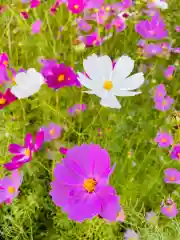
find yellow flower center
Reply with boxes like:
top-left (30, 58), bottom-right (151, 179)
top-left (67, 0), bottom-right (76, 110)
top-left (178, 153), bottom-right (180, 158)
top-left (103, 80), bottom-right (113, 91)
top-left (58, 74), bottom-right (65, 82)
top-left (161, 138), bottom-right (167, 143)
top-left (49, 128), bottom-right (55, 135)
top-left (83, 178), bottom-right (97, 193)
top-left (0, 97), bottom-right (6, 104)
top-left (74, 4), bottom-right (79, 9)
top-left (8, 186), bottom-right (15, 194)
top-left (166, 206), bottom-right (172, 212)
top-left (3, 60), bottom-right (8, 67)
top-left (169, 176), bottom-right (175, 181)
top-left (25, 148), bottom-right (30, 157)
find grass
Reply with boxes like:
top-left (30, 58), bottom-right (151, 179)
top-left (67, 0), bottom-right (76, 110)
top-left (0, 0), bottom-right (180, 239)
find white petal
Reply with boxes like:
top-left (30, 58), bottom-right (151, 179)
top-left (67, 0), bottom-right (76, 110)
top-left (113, 72), bottom-right (144, 91)
top-left (15, 72), bottom-right (27, 85)
top-left (77, 72), bottom-right (94, 90)
top-left (112, 90), bottom-right (142, 97)
top-left (11, 83), bottom-right (42, 99)
top-left (26, 69), bottom-right (44, 85)
top-left (83, 54), bottom-right (112, 82)
top-left (112, 55), bottom-right (134, 83)
top-left (100, 94), bottom-right (121, 109)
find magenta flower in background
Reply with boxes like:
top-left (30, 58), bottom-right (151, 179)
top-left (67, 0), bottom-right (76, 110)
top-left (175, 26), bottom-right (180, 32)
top-left (164, 168), bottom-right (180, 184)
top-left (170, 145), bottom-right (180, 160)
top-left (0, 52), bottom-right (8, 67)
top-left (154, 96), bottom-right (174, 111)
top-left (41, 63), bottom-right (80, 89)
top-left (111, 17), bottom-right (126, 32)
top-left (135, 12), bottom-right (168, 40)
top-left (50, 144), bottom-right (120, 222)
top-left (20, 11), bottom-right (29, 19)
top-left (0, 88), bottom-right (17, 110)
top-left (68, 103), bottom-right (87, 116)
top-left (154, 131), bottom-right (173, 148)
top-left (161, 200), bottom-right (178, 218)
top-left (4, 131), bottom-right (44, 171)
top-left (143, 43), bottom-right (163, 57)
top-left (32, 19), bottom-right (42, 34)
top-left (40, 123), bottom-right (63, 142)
top-left (30, 0), bottom-right (40, 8)
top-left (153, 84), bottom-right (166, 102)
top-left (124, 229), bottom-right (139, 240)
top-left (59, 147), bottom-right (68, 155)
top-left (67, 0), bottom-right (85, 14)
top-left (163, 65), bottom-right (176, 80)
top-left (77, 18), bottom-right (92, 32)
top-left (0, 170), bottom-right (23, 205)
top-left (85, 0), bottom-right (104, 9)
top-left (79, 32), bottom-right (101, 47)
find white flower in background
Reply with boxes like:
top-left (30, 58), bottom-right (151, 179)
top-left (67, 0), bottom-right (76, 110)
top-left (11, 68), bottom-right (44, 99)
top-left (149, 0), bottom-right (168, 10)
top-left (78, 54), bottom-right (144, 109)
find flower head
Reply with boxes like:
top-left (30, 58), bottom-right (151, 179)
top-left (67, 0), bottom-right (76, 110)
top-left (0, 52), bottom-right (8, 67)
top-left (161, 200), bottom-right (178, 218)
top-left (41, 123), bottom-right (63, 142)
top-left (78, 54), bottom-right (144, 109)
top-left (50, 144), bottom-right (120, 222)
top-left (10, 68), bottom-right (44, 99)
top-left (154, 131), bottom-right (173, 148)
top-left (170, 145), bottom-right (180, 160)
top-left (163, 65), bottom-right (176, 80)
top-left (0, 88), bottom-right (17, 110)
top-left (154, 96), bottom-right (174, 112)
top-left (145, 211), bottom-right (158, 225)
top-left (124, 229), bottom-right (139, 240)
top-left (68, 103), bottom-right (87, 116)
top-left (164, 168), bottom-right (180, 184)
top-left (67, 0), bottom-right (85, 14)
top-left (32, 19), bottom-right (42, 34)
top-left (0, 170), bottom-right (23, 204)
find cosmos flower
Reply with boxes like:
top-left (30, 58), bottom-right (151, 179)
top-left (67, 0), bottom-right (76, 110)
top-left (32, 19), bottom-right (42, 34)
top-left (163, 65), bottom-right (176, 80)
top-left (0, 88), bottom-right (17, 110)
top-left (0, 52), bottom-right (8, 67)
top-left (154, 131), bottom-right (173, 148)
top-left (40, 123), bottom-right (63, 142)
top-left (4, 131), bottom-right (44, 171)
top-left (145, 211), bottom-right (158, 225)
top-left (0, 170), bottom-right (23, 205)
top-left (67, 0), bottom-right (85, 14)
top-left (78, 54), bottom-right (144, 109)
top-left (50, 144), bottom-right (120, 222)
top-left (10, 68), bottom-right (44, 99)
top-left (124, 229), bottom-right (139, 240)
top-left (135, 12), bottom-right (168, 40)
top-left (41, 63), bottom-right (80, 89)
top-left (161, 200), bottom-right (178, 218)
top-left (175, 26), bottom-right (180, 32)
top-left (59, 147), bottom-right (68, 155)
top-left (68, 103), bottom-right (87, 116)
top-left (154, 96), bottom-right (174, 111)
top-left (30, 0), bottom-right (41, 8)
top-left (78, 32), bottom-right (102, 47)
top-left (164, 168), bottom-right (180, 184)
top-left (20, 11), bottom-right (29, 19)
top-left (111, 16), bottom-right (126, 32)
top-left (170, 145), bottom-right (180, 160)
top-left (147, 0), bottom-right (168, 10)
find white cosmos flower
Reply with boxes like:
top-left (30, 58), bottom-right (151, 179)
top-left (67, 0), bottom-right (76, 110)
top-left (11, 68), bottom-right (44, 99)
top-left (77, 54), bottom-right (144, 109)
top-left (150, 0), bottom-right (168, 9)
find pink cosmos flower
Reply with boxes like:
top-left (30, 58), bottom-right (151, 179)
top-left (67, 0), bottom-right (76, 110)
top-left (163, 65), bottom-right (176, 80)
top-left (0, 170), bottom-right (23, 205)
top-left (0, 88), bottom-right (17, 110)
top-left (67, 0), bottom-right (85, 14)
top-left (77, 18), bottom-right (92, 32)
top-left (78, 32), bottom-right (102, 47)
top-left (154, 96), bottom-right (174, 111)
top-left (161, 200), bottom-right (178, 218)
top-left (0, 52), bottom-right (8, 67)
top-left (41, 62), bottom-right (80, 89)
top-left (170, 145), bottom-right (180, 160)
top-left (32, 19), bottom-right (42, 34)
top-left (116, 207), bottom-right (126, 222)
top-left (30, 0), bottom-right (40, 8)
top-left (171, 47), bottom-right (180, 54)
top-left (135, 12), bottom-right (168, 40)
top-left (4, 131), bottom-right (44, 171)
top-left (111, 17), bottom-right (126, 32)
top-left (40, 123), bottom-right (63, 142)
top-left (20, 11), bottom-right (29, 19)
top-left (153, 84), bottom-right (166, 102)
top-left (154, 132), bottom-right (173, 148)
top-left (50, 0), bottom-right (61, 15)
top-left (68, 103), bottom-right (87, 116)
top-left (50, 144), bottom-right (120, 222)
top-left (59, 147), bottom-right (68, 155)
top-left (175, 26), bottom-right (180, 32)
top-left (143, 43), bottom-right (163, 57)
top-left (164, 168), bottom-right (180, 184)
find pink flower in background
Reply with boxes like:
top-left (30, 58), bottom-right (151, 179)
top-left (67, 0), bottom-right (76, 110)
top-left (77, 18), bottom-right (92, 32)
top-left (0, 88), bottom-right (17, 110)
top-left (79, 32), bottom-right (102, 47)
top-left (163, 65), bottom-right (176, 80)
top-left (0, 170), bottom-right (23, 205)
top-left (116, 207), bottom-right (126, 222)
top-left (20, 11), bottom-right (29, 19)
top-left (50, 144), bottom-right (120, 222)
top-left (111, 17), bottom-right (126, 32)
top-left (67, 0), bottom-right (85, 14)
top-left (145, 211), bottom-right (158, 225)
top-left (161, 200), bottom-right (178, 218)
top-left (154, 96), bottom-right (174, 111)
top-left (68, 103), bottom-right (87, 116)
top-left (59, 147), bottom-right (68, 155)
top-left (153, 84), bottom-right (166, 102)
top-left (32, 20), bottom-right (42, 34)
top-left (0, 52), bottom-right (8, 68)
top-left (170, 145), bottom-right (180, 160)
top-left (154, 132), bottom-right (173, 148)
top-left (175, 26), bottom-right (180, 32)
top-left (40, 123), bottom-right (63, 142)
top-left (164, 168), bottom-right (180, 184)
top-left (124, 229), bottom-right (139, 240)
top-left (30, 0), bottom-right (41, 8)
top-left (4, 131), bottom-right (44, 171)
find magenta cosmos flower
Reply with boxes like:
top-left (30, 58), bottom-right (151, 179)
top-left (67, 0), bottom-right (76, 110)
top-left (50, 144), bottom-right (120, 222)
top-left (0, 88), bottom-right (17, 110)
top-left (161, 200), bottom-right (178, 218)
top-left (30, 0), bottom-right (40, 8)
top-left (0, 170), bottom-right (23, 205)
top-left (0, 52), bottom-right (8, 67)
top-left (32, 19), bottom-right (42, 34)
top-left (4, 131), bottom-right (44, 171)
top-left (170, 145), bottom-right (180, 160)
top-left (163, 65), bottom-right (176, 80)
top-left (41, 62), bottom-right (80, 89)
top-left (164, 168), bottom-right (180, 184)
top-left (135, 12), bottom-right (168, 40)
top-left (154, 131), bottom-right (173, 148)
top-left (153, 84), bottom-right (166, 101)
top-left (67, 0), bottom-right (85, 14)
top-left (40, 123), bottom-right (63, 142)
top-left (154, 96), bottom-right (174, 111)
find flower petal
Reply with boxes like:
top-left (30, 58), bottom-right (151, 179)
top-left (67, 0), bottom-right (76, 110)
top-left (8, 144), bottom-right (23, 154)
top-left (100, 94), bottom-right (121, 109)
top-left (112, 90), bottom-right (142, 97)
